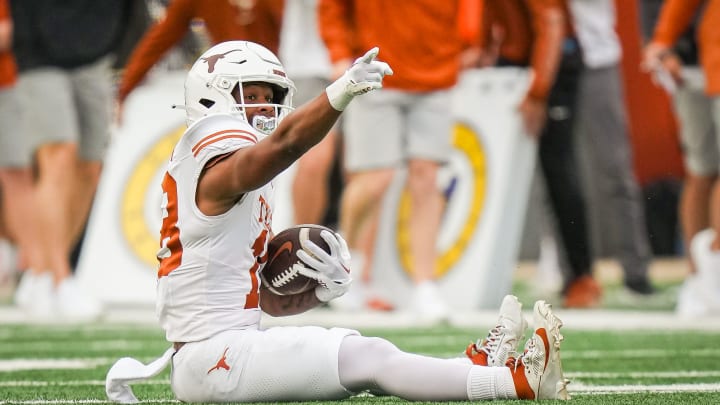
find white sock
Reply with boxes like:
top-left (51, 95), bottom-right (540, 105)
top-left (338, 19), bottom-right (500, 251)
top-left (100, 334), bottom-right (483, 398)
top-left (466, 366), bottom-right (517, 400)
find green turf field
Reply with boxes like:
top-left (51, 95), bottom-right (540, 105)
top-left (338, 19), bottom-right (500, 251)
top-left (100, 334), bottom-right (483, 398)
top-left (1, 321), bottom-right (719, 404)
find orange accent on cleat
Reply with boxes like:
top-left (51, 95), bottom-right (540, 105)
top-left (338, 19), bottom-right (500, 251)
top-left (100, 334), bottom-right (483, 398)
top-left (507, 356), bottom-right (535, 400)
top-left (465, 342), bottom-right (489, 366)
top-left (507, 301), bottom-right (570, 400)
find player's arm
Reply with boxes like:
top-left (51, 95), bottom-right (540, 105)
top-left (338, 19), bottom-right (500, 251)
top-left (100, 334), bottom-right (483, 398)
top-left (207, 48), bottom-right (392, 199)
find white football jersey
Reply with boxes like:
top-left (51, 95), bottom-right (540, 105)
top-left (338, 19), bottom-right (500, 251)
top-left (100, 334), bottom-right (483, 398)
top-left (156, 114), bottom-right (274, 343)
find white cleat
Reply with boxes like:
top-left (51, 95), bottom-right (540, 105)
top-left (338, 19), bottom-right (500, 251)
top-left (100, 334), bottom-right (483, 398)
top-left (507, 300), bottom-right (570, 400)
top-left (466, 294), bottom-right (527, 366)
top-left (15, 272), bottom-right (55, 319)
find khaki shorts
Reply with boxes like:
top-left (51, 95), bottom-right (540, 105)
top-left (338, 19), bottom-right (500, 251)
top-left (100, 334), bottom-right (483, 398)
top-left (171, 326), bottom-right (358, 403)
top-left (0, 86), bottom-right (32, 167)
top-left (674, 68), bottom-right (719, 176)
top-left (342, 88), bottom-right (453, 171)
top-left (16, 56), bottom-right (112, 162)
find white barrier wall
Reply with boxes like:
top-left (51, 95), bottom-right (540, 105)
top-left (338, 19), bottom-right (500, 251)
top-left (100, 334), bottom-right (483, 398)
top-left (77, 68), bottom-right (535, 310)
top-left (76, 73), bottom-right (187, 306)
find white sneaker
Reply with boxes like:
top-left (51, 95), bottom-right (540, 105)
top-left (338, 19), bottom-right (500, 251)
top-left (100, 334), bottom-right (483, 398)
top-left (466, 295), bottom-right (527, 366)
top-left (14, 271), bottom-right (35, 308)
top-left (507, 300), bottom-right (569, 400)
top-left (675, 274), bottom-right (711, 317)
top-left (15, 271), bottom-right (55, 318)
top-left (690, 229), bottom-right (720, 312)
top-left (55, 277), bottom-right (103, 321)
top-left (412, 281), bottom-right (449, 323)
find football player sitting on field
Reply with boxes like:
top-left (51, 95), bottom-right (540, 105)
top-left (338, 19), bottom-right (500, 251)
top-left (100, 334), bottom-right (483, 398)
top-left (105, 40), bottom-right (569, 403)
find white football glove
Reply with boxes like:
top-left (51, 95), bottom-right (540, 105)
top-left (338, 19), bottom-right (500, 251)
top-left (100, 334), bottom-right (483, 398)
top-left (296, 230), bottom-right (353, 302)
top-left (325, 47), bottom-right (394, 111)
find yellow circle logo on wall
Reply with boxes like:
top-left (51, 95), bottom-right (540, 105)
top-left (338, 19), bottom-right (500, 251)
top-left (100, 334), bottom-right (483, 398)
top-left (121, 127), bottom-right (184, 266)
top-left (396, 122), bottom-right (487, 278)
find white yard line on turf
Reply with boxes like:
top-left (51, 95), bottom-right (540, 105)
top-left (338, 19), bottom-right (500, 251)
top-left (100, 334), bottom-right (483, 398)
top-left (0, 359), bottom-right (110, 372)
top-left (570, 382), bottom-right (720, 394)
top-left (0, 401), bottom-right (178, 404)
top-left (1, 383), bottom-right (720, 403)
top-left (0, 380), bottom-right (168, 387)
top-left (568, 370), bottom-right (720, 378)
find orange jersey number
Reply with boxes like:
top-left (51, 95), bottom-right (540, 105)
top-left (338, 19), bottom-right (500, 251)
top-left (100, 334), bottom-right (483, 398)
top-left (158, 173), bottom-right (182, 278)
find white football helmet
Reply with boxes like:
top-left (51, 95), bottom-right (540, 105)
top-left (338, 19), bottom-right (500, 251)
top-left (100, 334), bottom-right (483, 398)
top-left (183, 41), bottom-right (295, 132)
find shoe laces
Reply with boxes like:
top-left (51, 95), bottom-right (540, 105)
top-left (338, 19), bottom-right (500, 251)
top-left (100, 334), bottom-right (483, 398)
top-left (475, 323), bottom-right (515, 362)
top-left (508, 331), bottom-right (539, 368)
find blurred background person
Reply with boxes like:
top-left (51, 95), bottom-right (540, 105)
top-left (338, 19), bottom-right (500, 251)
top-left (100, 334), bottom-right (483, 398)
top-left (115, 0), bottom-right (284, 124)
top-left (319, 0), bottom-right (463, 320)
top-left (472, 0), bottom-right (596, 307)
top-left (642, 0), bottom-right (720, 315)
top-left (279, 0), bottom-right (341, 229)
top-left (557, 0), bottom-right (655, 307)
top-left (9, 0), bottom-right (130, 320)
top-left (0, 0), bottom-right (37, 300)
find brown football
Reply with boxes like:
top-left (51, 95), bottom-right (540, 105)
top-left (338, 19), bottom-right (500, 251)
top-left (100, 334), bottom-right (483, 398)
top-left (261, 224), bottom-right (332, 296)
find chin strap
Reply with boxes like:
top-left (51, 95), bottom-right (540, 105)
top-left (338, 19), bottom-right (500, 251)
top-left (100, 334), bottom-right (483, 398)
top-left (105, 347), bottom-right (175, 403)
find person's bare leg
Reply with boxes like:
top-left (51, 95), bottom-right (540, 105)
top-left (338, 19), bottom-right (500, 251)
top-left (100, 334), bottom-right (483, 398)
top-left (0, 184), bottom-right (7, 239)
top-left (709, 178), bottom-right (720, 251)
top-left (356, 208), bottom-right (380, 284)
top-left (407, 159), bottom-right (444, 284)
top-left (679, 174), bottom-right (714, 271)
top-left (406, 159), bottom-right (448, 319)
top-left (34, 143), bottom-right (77, 283)
top-left (337, 170), bottom-right (393, 307)
top-left (0, 168), bottom-right (42, 271)
top-left (69, 159), bottom-right (102, 249)
top-left (339, 170), bottom-right (394, 249)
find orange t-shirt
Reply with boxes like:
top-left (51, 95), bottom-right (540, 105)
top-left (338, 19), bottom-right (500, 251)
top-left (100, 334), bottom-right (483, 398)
top-left (118, 0), bottom-right (284, 103)
top-left (318, 0), bottom-right (462, 91)
top-left (478, 0), bottom-right (572, 101)
top-left (652, 0), bottom-right (720, 95)
top-left (0, 0), bottom-right (17, 88)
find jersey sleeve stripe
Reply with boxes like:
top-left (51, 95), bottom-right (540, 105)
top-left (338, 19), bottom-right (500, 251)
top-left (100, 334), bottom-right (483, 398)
top-left (193, 134), bottom-right (258, 157)
top-left (191, 129), bottom-right (258, 153)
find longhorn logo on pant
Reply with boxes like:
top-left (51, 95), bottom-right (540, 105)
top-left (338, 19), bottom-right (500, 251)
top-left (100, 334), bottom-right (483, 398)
top-left (207, 347), bottom-right (231, 374)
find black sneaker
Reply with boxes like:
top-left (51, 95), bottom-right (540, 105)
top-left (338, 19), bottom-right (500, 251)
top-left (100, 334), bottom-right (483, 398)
top-left (625, 277), bottom-right (656, 295)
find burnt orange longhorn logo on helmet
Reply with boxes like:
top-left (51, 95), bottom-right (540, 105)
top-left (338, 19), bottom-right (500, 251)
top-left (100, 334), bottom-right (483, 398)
top-left (202, 50), bottom-right (238, 73)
